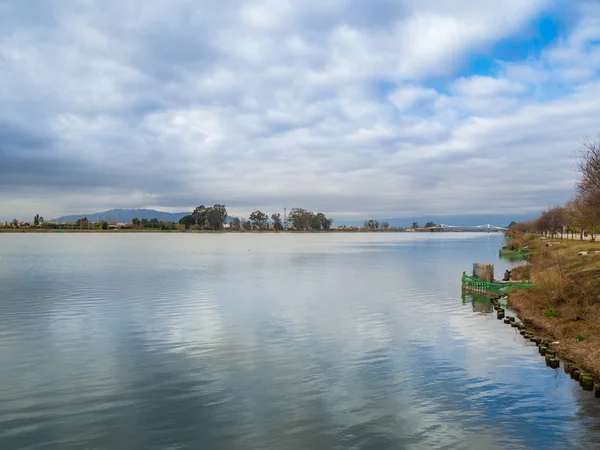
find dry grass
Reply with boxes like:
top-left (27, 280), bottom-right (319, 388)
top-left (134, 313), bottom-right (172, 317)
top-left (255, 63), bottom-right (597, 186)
top-left (509, 237), bottom-right (600, 376)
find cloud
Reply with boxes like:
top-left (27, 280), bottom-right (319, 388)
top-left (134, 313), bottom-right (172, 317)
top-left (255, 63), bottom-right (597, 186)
top-left (0, 0), bottom-right (597, 221)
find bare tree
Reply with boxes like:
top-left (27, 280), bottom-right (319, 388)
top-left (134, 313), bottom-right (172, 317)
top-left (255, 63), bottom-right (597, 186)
top-left (578, 135), bottom-right (600, 201)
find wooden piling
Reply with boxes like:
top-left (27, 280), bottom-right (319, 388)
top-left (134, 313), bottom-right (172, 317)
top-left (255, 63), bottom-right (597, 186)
top-left (581, 375), bottom-right (594, 391)
top-left (473, 263), bottom-right (494, 283)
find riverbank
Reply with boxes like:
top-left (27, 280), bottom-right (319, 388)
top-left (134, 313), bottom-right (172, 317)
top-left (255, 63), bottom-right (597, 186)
top-left (508, 236), bottom-right (600, 377)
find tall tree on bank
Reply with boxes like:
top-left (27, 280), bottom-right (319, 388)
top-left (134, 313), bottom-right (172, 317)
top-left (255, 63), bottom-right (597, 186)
top-left (364, 220), bottom-right (379, 230)
top-left (271, 213), bottom-right (283, 231)
top-left (207, 204), bottom-right (228, 230)
top-left (288, 208), bottom-right (333, 231)
top-left (191, 204), bottom-right (227, 230)
top-left (249, 210), bottom-right (269, 230)
top-left (193, 205), bottom-right (207, 227)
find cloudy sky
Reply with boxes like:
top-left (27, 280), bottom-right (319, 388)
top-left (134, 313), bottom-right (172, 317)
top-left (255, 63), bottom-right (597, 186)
top-left (1, 0), bottom-right (599, 221)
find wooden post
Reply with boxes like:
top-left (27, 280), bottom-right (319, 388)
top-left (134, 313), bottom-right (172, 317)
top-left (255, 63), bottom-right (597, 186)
top-left (473, 263), bottom-right (494, 282)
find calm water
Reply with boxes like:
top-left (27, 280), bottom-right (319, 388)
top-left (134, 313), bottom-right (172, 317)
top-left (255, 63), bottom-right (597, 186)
top-left (1, 233), bottom-right (600, 449)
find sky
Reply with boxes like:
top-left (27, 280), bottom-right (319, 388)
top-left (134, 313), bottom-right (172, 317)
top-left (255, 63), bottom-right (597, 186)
top-left (1, 0), bottom-right (600, 222)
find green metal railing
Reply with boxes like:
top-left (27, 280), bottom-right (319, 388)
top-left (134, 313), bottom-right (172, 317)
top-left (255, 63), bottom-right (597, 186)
top-left (461, 274), bottom-right (537, 295)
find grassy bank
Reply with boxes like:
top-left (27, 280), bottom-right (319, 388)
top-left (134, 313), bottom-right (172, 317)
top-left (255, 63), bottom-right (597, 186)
top-left (509, 235), bottom-right (600, 377)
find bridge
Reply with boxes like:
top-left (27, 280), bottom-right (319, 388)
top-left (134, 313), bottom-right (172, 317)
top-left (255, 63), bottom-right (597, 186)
top-left (416, 224), bottom-right (508, 232)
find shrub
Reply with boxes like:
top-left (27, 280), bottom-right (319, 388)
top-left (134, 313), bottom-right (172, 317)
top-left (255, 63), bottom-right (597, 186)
top-left (545, 308), bottom-right (563, 319)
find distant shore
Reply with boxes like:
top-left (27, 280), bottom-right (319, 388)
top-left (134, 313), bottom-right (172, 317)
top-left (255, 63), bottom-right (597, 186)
top-left (0, 228), bottom-right (494, 234)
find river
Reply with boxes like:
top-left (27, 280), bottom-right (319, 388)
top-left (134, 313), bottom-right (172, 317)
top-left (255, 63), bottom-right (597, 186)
top-left (1, 233), bottom-right (600, 449)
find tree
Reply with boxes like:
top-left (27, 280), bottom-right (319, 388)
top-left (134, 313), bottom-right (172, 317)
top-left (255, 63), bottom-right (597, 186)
top-left (11, 219), bottom-right (18, 227)
top-left (321, 215), bottom-right (333, 230)
top-left (241, 218), bottom-right (252, 230)
top-left (102, 221), bottom-right (109, 230)
top-left (311, 213), bottom-right (325, 230)
top-left (537, 206), bottom-right (567, 238)
top-left (207, 204), bottom-right (227, 230)
top-left (231, 217), bottom-right (241, 229)
top-left (382, 222), bottom-right (390, 230)
top-left (578, 135), bottom-right (600, 201)
top-left (76, 217), bottom-right (89, 228)
top-left (286, 208), bottom-right (332, 231)
top-left (271, 213), bottom-right (283, 231)
top-left (178, 215), bottom-right (195, 230)
top-left (412, 222), bottom-right (419, 230)
top-left (288, 208), bottom-right (312, 231)
top-left (364, 219), bottom-right (379, 230)
top-left (249, 210), bottom-right (269, 230)
top-left (34, 214), bottom-right (40, 226)
top-left (569, 195), bottom-right (600, 241)
top-left (193, 205), bottom-right (207, 227)
top-left (132, 218), bottom-right (141, 227)
top-left (424, 221), bottom-right (438, 228)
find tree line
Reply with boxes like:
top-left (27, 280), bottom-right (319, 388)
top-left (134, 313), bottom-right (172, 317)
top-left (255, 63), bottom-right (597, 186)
top-left (176, 205), bottom-right (334, 231)
top-left (511, 136), bottom-right (600, 241)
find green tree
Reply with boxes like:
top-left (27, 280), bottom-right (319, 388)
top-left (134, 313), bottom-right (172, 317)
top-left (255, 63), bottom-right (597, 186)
top-left (364, 219), bottom-right (379, 230)
top-left (288, 208), bottom-right (311, 231)
top-left (34, 214), bottom-right (40, 226)
top-left (207, 204), bottom-right (228, 230)
top-left (193, 205), bottom-right (208, 227)
top-left (76, 217), bottom-right (89, 228)
top-left (231, 217), bottom-right (241, 229)
top-left (311, 212), bottom-right (333, 230)
top-left (412, 222), bottom-right (419, 229)
top-left (11, 219), bottom-right (18, 227)
top-left (382, 222), bottom-right (390, 230)
top-left (102, 221), bottom-right (109, 230)
top-left (241, 218), bottom-right (252, 230)
top-left (132, 218), bottom-right (141, 227)
top-left (178, 215), bottom-right (195, 230)
top-left (250, 210), bottom-right (269, 230)
top-left (271, 213), bottom-right (283, 231)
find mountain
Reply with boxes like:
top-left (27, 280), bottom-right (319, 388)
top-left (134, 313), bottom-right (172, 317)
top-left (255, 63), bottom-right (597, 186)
top-left (337, 213), bottom-right (536, 228)
top-left (51, 209), bottom-right (190, 224)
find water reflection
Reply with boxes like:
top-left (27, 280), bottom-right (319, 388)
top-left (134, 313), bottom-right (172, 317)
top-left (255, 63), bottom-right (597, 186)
top-left (462, 292), bottom-right (495, 314)
top-left (1, 233), bottom-right (600, 449)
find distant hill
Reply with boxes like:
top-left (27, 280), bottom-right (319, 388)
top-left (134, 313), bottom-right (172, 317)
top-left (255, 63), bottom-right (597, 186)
top-left (337, 213), bottom-right (536, 228)
top-left (51, 209), bottom-right (190, 224)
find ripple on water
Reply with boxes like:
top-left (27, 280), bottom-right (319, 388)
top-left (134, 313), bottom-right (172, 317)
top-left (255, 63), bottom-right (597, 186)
top-left (1, 233), bottom-right (600, 449)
